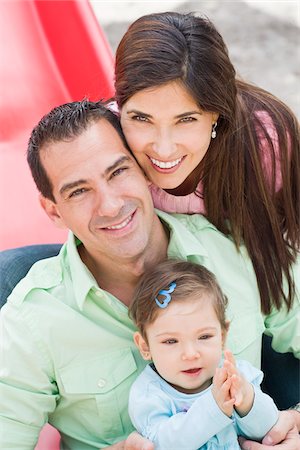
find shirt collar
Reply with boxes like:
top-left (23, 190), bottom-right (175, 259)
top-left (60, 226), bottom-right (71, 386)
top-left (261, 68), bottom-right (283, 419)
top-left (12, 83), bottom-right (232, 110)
top-left (156, 209), bottom-right (209, 260)
top-left (65, 232), bottom-right (99, 311)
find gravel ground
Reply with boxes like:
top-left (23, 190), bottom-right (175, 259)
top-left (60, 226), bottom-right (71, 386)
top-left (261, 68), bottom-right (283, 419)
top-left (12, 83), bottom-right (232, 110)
top-left (91, 0), bottom-right (300, 117)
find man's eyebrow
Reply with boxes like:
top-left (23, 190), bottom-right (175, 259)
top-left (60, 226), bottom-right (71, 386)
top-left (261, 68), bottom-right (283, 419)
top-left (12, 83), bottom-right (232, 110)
top-left (104, 155), bottom-right (132, 176)
top-left (126, 109), bottom-right (202, 119)
top-left (59, 180), bottom-right (87, 196)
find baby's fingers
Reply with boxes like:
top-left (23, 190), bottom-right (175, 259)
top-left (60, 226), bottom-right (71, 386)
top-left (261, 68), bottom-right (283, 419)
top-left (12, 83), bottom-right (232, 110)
top-left (230, 374), bottom-right (243, 406)
top-left (224, 349), bottom-right (236, 366)
top-left (213, 367), bottom-right (228, 386)
top-left (220, 374), bottom-right (233, 397)
top-left (223, 359), bottom-right (238, 379)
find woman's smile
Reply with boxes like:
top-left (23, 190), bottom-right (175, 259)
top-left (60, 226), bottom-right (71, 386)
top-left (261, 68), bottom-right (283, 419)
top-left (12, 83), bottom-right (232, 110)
top-left (148, 155), bottom-right (185, 172)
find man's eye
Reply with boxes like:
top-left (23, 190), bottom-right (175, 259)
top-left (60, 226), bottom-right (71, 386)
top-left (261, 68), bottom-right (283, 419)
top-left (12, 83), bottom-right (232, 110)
top-left (69, 188), bottom-right (87, 198)
top-left (111, 167), bottom-right (127, 178)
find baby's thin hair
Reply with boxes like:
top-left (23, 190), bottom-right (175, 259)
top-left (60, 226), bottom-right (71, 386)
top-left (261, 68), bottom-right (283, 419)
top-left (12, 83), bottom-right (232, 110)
top-left (129, 259), bottom-right (228, 339)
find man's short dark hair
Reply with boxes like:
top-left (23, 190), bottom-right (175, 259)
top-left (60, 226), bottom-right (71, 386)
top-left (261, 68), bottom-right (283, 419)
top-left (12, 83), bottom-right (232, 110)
top-left (27, 99), bottom-right (128, 202)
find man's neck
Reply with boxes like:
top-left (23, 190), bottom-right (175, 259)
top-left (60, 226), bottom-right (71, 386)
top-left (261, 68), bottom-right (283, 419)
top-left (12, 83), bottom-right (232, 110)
top-left (79, 219), bottom-right (169, 306)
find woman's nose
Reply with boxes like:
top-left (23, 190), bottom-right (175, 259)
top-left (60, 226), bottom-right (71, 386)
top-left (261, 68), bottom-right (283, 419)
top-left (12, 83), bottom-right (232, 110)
top-left (152, 129), bottom-right (177, 159)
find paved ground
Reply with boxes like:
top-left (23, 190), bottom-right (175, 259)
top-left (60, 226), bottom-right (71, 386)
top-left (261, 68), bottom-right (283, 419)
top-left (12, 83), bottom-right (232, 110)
top-left (91, 0), bottom-right (300, 117)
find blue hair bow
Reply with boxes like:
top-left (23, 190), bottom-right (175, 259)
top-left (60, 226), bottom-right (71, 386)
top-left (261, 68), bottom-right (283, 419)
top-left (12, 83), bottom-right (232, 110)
top-left (155, 282), bottom-right (177, 308)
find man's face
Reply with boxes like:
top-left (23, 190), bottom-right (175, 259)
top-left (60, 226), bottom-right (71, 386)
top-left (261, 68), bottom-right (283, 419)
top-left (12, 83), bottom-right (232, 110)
top-left (40, 119), bottom-right (158, 263)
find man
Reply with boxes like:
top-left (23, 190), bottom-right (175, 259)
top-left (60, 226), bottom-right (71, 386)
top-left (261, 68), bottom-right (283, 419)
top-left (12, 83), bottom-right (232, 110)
top-left (0, 100), bottom-right (299, 449)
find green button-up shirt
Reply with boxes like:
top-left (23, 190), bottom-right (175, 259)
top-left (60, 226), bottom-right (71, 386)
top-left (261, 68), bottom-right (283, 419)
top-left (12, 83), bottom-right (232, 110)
top-left (1, 211), bottom-right (299, 449)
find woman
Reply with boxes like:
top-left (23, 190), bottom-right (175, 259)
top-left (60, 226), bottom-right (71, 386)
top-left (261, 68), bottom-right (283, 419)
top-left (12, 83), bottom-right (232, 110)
top-left (115, 11), bottom-right (300, 321)
top-left (114, 12), bottom-right (300, 445)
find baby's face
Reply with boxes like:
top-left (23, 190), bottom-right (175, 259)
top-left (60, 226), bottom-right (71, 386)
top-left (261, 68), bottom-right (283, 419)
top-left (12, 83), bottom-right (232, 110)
top-left (145, 297), bottom-right (225, 394)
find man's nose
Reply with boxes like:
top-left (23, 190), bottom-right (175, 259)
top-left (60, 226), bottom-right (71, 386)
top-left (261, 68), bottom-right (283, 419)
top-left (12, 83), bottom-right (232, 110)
top-left (95, 190), bottom-right (124, 217)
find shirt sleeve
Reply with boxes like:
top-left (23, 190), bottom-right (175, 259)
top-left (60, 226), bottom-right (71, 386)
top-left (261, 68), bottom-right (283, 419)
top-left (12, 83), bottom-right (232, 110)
top-left (0, 302), bottom-right (58, 449)
top-left (235, 387), bottom-right (279, 440)
top-left (128, 376), bottom-right (232, 450)
top-left (234, 361), bottom-right (279, 440)
top-left (263, 258), bottom-right (300, 358)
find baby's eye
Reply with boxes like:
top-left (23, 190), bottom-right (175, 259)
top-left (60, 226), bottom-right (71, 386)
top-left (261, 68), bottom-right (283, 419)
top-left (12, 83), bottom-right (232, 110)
top-left (198, 334), bottom-right (212, 340)
top-left (162, 339), bottom-right (177, 344)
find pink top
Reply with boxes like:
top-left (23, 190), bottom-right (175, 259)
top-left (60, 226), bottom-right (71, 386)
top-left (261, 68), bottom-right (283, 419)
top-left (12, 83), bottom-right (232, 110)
top-left (149, 182), bottom-right (205, 214)
top-left (150, 111), bottom-right (282, 214)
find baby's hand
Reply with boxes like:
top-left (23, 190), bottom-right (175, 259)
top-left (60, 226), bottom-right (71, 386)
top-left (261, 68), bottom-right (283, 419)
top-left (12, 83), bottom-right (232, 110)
top-left (223, 350), bottom-right (254, 417)
top-left (212, 366), bottom-right (235, 417)
top-left (223, 350), bottom-right (243, 405)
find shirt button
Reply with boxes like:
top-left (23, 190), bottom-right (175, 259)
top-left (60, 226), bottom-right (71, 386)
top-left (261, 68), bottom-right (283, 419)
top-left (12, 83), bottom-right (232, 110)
top-left (97, 378), bottom-right (106, 388)
top-left (95, 290), bottom-right (103, 298)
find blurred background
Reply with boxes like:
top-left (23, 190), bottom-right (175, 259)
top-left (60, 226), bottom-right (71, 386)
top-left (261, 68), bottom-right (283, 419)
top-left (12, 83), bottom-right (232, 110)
top-left (0, 0), bottom-right (299, 250)
top-left (94, 0), bottom-right (300, 116)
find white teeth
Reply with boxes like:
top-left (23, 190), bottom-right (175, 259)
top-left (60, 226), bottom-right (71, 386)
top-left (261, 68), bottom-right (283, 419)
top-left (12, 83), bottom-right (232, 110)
top-left (107, 215), bottom-right (132, 230)
top-left (150, 157), bottom-right (182, 169)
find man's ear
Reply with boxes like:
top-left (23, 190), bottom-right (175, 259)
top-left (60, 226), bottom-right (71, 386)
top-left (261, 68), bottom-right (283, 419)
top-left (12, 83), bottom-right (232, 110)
top-left (39, 195), bottom-right (67, 229)
top-left (133, 332), bottom-right (152, 361)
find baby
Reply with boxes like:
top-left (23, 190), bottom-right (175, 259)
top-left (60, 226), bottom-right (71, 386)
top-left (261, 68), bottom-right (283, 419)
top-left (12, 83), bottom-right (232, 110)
top-left (128, 259), bottom-right (279, 449)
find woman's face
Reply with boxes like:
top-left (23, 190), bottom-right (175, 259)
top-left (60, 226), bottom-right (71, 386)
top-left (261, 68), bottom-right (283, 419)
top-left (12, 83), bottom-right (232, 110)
top-left (120, 81), bottom-right (218, 190)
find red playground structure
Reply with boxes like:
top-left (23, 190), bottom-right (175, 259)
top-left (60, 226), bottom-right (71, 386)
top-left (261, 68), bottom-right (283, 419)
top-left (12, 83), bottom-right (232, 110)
top-left (0, 1), bottom-right (115, 447)
top-left (0, 0), bottom-right (114, 251)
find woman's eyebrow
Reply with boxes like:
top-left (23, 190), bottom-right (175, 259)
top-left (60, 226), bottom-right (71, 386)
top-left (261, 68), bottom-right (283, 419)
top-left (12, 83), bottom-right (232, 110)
top-left (126, 109), bottom-right (152, 118)
top-left (175, 111), bottom-right (202, 118)
top-left (126, 109), bottom-right (202, 119)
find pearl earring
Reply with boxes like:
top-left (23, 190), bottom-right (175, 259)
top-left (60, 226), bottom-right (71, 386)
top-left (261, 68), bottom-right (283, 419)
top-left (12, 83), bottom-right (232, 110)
top-left (211, 122), bottom-right (217, 139)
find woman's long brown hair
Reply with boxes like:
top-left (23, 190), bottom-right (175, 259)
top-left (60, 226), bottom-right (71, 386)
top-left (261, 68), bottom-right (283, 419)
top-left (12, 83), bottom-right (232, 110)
top-left (115, 12), bottom-right (300, 314)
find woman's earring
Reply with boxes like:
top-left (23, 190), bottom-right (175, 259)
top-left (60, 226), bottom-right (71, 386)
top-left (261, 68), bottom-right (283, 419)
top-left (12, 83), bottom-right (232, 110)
top-left (211, 122), bottom-right (217, 139)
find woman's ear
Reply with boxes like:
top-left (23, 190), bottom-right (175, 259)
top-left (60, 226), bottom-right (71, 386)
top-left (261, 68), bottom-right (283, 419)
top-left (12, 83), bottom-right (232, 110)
top-left (212, 112), bottom-right (220, 123)
top-left (133, 332), bottom-right (152, 360)
top-left (39, 195), bottom-right (67, 229)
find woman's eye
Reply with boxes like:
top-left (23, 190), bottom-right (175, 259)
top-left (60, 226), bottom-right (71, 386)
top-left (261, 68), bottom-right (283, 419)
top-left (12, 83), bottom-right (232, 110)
top-left (131, 115), bottom-right (149, 122)
top-left (179, 116), bottom-right (196, 123)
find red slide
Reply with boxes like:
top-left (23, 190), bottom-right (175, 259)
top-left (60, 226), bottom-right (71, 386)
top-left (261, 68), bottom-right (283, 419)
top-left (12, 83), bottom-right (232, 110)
top-left (0, 1), bottom-right (114, 447)
top-left (0, 0), bottom-right (114, 251)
